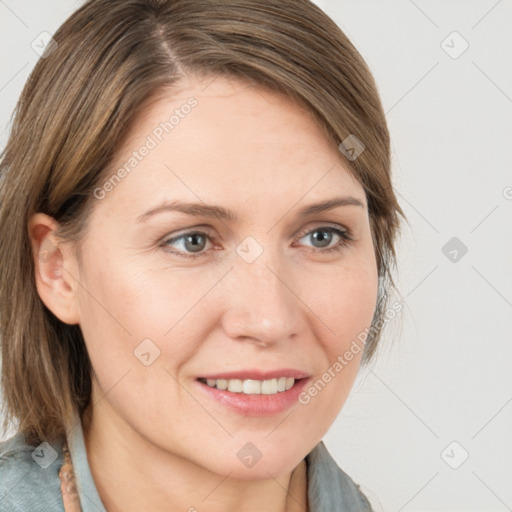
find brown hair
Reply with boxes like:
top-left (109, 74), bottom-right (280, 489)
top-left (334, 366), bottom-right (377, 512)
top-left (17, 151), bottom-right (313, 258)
top-left (0, 0), bottom-right (404, 445)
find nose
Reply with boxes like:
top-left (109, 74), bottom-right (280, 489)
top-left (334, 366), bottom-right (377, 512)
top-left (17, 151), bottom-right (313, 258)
top-left (220, 255), bottom-right (305, 347)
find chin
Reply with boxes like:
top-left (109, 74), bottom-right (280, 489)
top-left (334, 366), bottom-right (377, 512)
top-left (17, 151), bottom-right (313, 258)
top-left (200, 434), bottom-right (316, 480)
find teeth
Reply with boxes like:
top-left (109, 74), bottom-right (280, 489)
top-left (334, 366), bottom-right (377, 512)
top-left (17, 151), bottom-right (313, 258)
top-left (261, 378), bottom-right (278, 395)
top-left (243, 379), bottom-right (261, 394)
top-left (228, 379), bottom-right (243, 393)
top-left (202, 377), bottom-right (296, 394)
top-left (216, 379), bottom-right (228, 390)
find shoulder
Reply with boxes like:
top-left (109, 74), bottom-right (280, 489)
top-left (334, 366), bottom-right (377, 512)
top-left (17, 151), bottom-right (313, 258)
top-left (0, 432), bottom-right (65, 511)
top-left (306, 441), bottom-right (373, 511)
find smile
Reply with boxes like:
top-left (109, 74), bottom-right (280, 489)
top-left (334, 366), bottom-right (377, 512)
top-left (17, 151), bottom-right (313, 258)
top-left (198, 377), bottom-right (295, 395)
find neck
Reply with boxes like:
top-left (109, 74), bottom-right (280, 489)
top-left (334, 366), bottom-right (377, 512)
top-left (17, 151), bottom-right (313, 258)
top-left (81, 404), bottom-right (308, 512)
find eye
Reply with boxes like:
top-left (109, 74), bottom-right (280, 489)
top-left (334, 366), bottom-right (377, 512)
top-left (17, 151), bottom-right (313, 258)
top-left (294, 225), bottom-right (352, 254)
top-left (161, 230), bottom-right (213, 259)
top-left (160, 225), bottom-right (353, 259)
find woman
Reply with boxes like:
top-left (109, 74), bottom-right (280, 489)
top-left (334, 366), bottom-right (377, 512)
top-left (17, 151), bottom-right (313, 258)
top-left (0, 0), bottom-right (404, 510)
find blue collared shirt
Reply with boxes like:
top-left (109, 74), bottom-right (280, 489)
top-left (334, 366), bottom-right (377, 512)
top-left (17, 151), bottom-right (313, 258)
top-left (1, 415), bottom-right (372, 511)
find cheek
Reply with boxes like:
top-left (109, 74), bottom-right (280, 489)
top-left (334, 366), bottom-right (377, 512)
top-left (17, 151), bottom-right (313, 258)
top-left (290, 257), bottom-right (378, 446)
top-left (75, 256), bottom-right (220, 372)
top-left (75, 262), bottom-right (208, 428)
top-left (304, 256), bottom-right (379, 354)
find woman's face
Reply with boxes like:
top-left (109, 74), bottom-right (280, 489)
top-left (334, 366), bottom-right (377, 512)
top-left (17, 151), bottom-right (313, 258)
top-left (70, 76), bottom-right (378, 478)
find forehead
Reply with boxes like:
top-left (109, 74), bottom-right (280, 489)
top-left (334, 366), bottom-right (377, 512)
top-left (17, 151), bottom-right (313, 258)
top-left (93, 75), bottom-right (363, 218)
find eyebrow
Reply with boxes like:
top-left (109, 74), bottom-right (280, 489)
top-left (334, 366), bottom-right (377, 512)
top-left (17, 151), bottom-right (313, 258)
top-left (136, 196), bottom-right (365, 223)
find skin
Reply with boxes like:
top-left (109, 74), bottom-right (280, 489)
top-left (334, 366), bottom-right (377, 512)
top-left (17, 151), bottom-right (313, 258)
top-left (29, 75), bottom-right (378, 512)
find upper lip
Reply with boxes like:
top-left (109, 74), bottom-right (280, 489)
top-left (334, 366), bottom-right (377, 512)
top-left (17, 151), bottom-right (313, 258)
top-left (198, 369), bottom-right (310, 380)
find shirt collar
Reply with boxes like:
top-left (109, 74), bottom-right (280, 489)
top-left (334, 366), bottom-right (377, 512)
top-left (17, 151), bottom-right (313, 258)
top-left (66, 413), bottom-right (106, 512)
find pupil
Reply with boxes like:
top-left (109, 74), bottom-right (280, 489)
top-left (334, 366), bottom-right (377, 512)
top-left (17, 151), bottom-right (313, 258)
top-left (313, 230), bottom-right (332, 248)
top-left (185, 234), bottom-right (205, 252)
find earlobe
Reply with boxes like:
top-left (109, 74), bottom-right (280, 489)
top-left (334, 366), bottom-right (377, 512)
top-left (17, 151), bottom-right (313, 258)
top-left (28, 213), bottom-right (81, 325)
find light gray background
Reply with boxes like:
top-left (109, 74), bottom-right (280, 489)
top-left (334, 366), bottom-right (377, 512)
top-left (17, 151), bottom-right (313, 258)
top-left (1, 1), bottom-right (511, 511)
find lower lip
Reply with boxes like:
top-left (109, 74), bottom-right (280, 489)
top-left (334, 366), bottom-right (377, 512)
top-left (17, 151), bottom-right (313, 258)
top-left (195, 378), bottom-right (311, 416)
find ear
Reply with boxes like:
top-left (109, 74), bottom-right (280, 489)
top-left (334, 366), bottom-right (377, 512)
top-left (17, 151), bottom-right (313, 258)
top-left (27, 213), bottom-right (81, 325)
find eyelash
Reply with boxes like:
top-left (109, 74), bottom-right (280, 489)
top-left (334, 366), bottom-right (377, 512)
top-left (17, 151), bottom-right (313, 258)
top-left (159, 225), bottom-right (353, 260)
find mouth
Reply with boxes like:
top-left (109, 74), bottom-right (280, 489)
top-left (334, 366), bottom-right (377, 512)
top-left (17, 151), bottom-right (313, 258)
top-left (195, 369), bottom-right (311, 416)
top-left (197, 376), bottom-right (300, 395)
